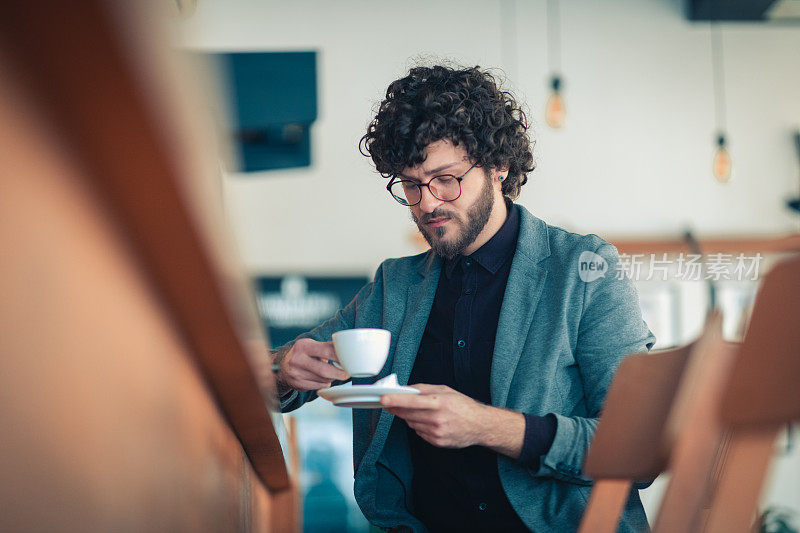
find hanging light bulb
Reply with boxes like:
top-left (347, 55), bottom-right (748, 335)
top-left (544, 0), bottom-right (565, 130)
top-left (709, 25), bottom-right (732, 184)
top-left (545, 76), bottom-right (565, 129)
top-left (712, 134), bottom-right (731, 183)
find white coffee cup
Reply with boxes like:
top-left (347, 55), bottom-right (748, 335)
top-left (331, 328), bottom-right (391, 378)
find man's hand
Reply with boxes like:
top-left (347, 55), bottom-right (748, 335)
top-left (381, 384), bottom-right (525, 457)
top-left (274, 338), bottom-right (349, 393)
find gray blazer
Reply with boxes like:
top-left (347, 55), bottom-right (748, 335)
top-left (280, 204), bottom-right (656, 532)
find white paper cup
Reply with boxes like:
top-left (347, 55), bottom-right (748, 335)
top-left (331, 328), bottom-right (391, 378)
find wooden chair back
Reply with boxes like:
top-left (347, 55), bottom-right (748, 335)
top-left (652, 314), bottom-right (738, 532)
top-left (703, 255), bottom-right (800, 533)
top-left (579, 339), bottom-right (700, 533)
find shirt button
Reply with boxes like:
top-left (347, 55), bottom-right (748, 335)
top-left (477, 502), bottom-right (488, 511)
top-left (464, 258), bottom-right (473, 267)
top-left (464, 287), bottom-right (473, 295)
top-left (457, 339), bottom-right (466, 348)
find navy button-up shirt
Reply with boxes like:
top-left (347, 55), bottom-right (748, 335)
top-left (406, 204), bottom-right (556, 532)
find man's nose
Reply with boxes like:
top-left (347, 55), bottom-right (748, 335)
top-left (417, 185), bottom-right (443, 213)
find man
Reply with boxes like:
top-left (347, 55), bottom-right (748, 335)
top-left (273, 65), bottom-right (655, 532)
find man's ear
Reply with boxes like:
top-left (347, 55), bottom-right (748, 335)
top-left (493, 166), bottom-right (510, 182)
top-left (490, 169), bottom-right (506, 195)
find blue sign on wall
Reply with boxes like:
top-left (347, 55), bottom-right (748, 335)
top-left (213, 51), bottom-right (318, 172)
top-left (254, 275), bottom-right (369, 348)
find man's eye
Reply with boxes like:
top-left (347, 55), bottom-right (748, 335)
top-left (401, 181), bottom-right (418, 191)
top-left (435, 175), bottom-right (456, 184)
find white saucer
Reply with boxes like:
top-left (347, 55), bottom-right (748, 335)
top-left (317, 383), bottom-right (420, 409)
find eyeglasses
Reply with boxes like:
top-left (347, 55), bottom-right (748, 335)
top-left (387, 163), bottom-right (478, 207)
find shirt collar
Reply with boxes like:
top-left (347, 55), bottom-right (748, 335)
top-left (444, 201), bottom-right (519, 279)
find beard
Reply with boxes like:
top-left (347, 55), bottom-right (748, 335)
top-left (411, 174), bottom-right (495, 260)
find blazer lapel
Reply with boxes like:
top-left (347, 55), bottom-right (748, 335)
top-left (367, 252), bottom-right (441, 463)
top-left (491, 206), bottom-right (551, 407)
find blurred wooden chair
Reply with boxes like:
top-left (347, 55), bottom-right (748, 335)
top-left (700, 255), bottom-right (800, 533)
top-left (578, 336), bottom-right (704, 533)
top-left (649, 319), bottom-right (738, 532)
top-left (652, 255), bottom-right (799, 532)
top-left (581, 255), bottom-right (799, 533)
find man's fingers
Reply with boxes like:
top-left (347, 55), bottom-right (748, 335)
top-left (286, 367), bottom-right (335, 388)
top-left (295, 375), bottom-right (332, 389)
top-left (297, 372), bottom-right (334, 387)
top-left (301, 356), bottom-right (349, 381)
top-left (381, 393), bottom-right (439, 410)
top-left (385, 407), bottom-right (433, 424)
top-left (414, 430), bottom-right (442, 447)
top-left (303, 339), bottom-right (339, 361)
top-left (298, 382), bottom-right (332, 392)
top-left (396, 416), bottom-right (437, 440)
top-left (410, 383), bottom-right (450, 394)
top-left (290, 376), bottom-right (333, 392)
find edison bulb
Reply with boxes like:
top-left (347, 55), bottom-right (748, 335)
top-left (546, 93), bottom-right (565, 128)
top-left (712, 135), bottom-right (731, 183)
top-left (545, 76), bottom-right (566, 129)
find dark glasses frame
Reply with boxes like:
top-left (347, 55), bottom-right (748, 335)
top-left (386, 162), bottom-right (479, 206)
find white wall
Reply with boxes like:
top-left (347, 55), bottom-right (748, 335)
top-left (179, 0), bottom-right (800, 276)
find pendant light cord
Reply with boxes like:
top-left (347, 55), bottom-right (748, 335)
top-left (711, 23), bottom-right (727, 134)
top-left (500, 0), bottom-right (519, 84)
top-left (547, 0), bottom-right (561, 75)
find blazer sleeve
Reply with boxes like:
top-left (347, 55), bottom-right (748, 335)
top-left (277, 263), bottom-right (385, 412)
top-left (531, 242), bottom-right (656, 484)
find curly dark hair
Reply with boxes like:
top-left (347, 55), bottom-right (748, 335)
top-left (359, 64), bottom-right (535, 201)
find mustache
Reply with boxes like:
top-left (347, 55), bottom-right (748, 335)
top-left (416, 207), bottom-right (457, 225)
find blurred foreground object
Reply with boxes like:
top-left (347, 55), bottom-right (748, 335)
top-left (0, 0), bottom-right (299, 531)
top-left (581, 255), bottom-right (800, 532)
top-left (579, 336), bottom-right (702, 533)
top-left (704, 255), bottom-right (800, 532)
